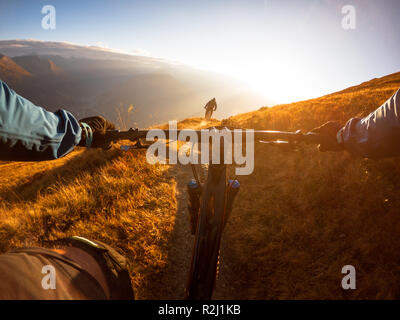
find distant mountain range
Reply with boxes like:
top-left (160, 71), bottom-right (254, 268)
top-left (0, 40), bottom-right (269, 127)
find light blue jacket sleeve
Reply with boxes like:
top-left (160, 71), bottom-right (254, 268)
top-left (0, 79), bottom-right (82, 161)
top-left (338, 88), bottom-right (400, 158)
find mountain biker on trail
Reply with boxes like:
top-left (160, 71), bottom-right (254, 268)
top-left (0, 78), bottom-right (399, 299)
top-left (204, 98), bottom-right (217, 120)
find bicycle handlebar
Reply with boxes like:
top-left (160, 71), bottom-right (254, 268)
top-left (105, 128), bottom-right (322, 145)
top-left (253, 130), bottom-right (320, 144)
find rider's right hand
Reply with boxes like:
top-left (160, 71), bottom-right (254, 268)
top-left (310, 121), bottom-right (345, 152)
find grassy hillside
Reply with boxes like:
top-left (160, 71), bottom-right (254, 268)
top-left (218, 71), bottom-right (400, 299)
top-left (223, 71), bottom-right (400, 131)
top-left (0, 147), bottom-right (177, 298)
top-left (0, 71), bottom-right (400, 299)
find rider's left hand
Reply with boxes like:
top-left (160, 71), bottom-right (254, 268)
top-left (78, 116), bottom-right (116, 149)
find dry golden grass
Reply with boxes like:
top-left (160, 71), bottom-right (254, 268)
top-left (0, 147), bottom-right (177, 298)
top-left (218, 71), bottom-right (400, 299)
top-left (223, 71), bottom-right (400, 131)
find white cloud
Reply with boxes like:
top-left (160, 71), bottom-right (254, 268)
top-left (0, 39), bottom-right (150, 61)
top-left (132, 48), bottom-right (151, 56)
top-left (94, 41), bottom-right (109, 49)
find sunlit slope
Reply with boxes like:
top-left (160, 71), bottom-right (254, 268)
top-left (224, 71), bottom-right (400, 131)
top-left (0, 147), bottom-right (177, 298)
top-left (217, 71), bottom-right (400, 299)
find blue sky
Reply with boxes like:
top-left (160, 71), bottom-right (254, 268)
top-left (0, 0), bottom-right (400, 103)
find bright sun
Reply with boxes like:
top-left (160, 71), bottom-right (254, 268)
top-left (226, 62), bottom-right (319, 105)
top-left (196, 52), bottom-right (325, 105)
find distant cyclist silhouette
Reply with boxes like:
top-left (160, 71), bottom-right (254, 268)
top-left (204, 98), bottom-right (217, 120)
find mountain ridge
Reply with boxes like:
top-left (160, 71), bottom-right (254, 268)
top-left (0, 54), bottom-right (32, 85)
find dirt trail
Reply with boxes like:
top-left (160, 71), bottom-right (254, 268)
top-left (143, 163), bottom-right (237, 299)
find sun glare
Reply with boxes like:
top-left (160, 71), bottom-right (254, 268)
top-left (190, 45), bottom-right (326, 105)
